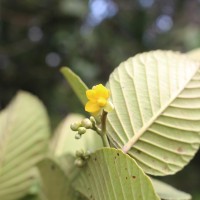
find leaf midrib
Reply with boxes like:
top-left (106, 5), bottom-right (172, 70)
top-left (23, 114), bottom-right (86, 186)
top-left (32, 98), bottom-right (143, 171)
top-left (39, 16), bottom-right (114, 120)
top-left (122, 66), bottom-right (199, 153)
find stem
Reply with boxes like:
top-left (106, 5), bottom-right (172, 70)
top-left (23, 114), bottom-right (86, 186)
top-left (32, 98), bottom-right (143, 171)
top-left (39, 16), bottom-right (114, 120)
top-left (101, 110), bottom-right (107, 133)
top-left (102, 133), bottom-right (110, 147)
top-left (100, 110), bottom-right (110, 147)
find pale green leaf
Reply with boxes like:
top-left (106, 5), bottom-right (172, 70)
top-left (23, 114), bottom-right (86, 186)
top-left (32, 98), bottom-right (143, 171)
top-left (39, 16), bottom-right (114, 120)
top-left (0, 91), bottom-right (50, 200)
top-left (187, 48), bottom-right (200, 61)
top-left (152, 178), bottom-right (192, 200)
top-left (50, 113), bottom-right (103, 157)
top-left (106, 50), bottom-right (200, 175)
top-left (60, 67), bottom-right (88, 105)
top-left (37, 157), bottom-right (77, 200)
top-left (73, 148), bottom-right (160, 200)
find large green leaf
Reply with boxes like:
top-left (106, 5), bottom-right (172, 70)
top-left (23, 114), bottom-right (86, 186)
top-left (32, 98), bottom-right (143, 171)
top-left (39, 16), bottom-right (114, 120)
top-left (50, 113), bottom-right (103, 157)
top-left (73, 148), bottom-right (160, 200)
top-left (60, 67), bottom-right (88, 105)
top-left (151, 178), bottom-right (192, 200)
top-left (0, 91), bottom-right (50, 200)
top-left (37, 157), bottom-right (77, 200)
top-left (106, 50), bottom-right (200, 175)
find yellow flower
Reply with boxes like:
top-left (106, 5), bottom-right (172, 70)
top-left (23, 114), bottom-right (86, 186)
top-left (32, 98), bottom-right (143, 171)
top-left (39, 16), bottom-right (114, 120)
top-left (85, 84), bottom-right (113, 114)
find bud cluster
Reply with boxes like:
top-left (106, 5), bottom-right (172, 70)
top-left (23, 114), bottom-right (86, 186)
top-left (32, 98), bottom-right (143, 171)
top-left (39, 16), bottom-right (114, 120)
top-left (74, 149), bottom-right (90, 167)
top-left (70, 118), bottom-right (93, 139)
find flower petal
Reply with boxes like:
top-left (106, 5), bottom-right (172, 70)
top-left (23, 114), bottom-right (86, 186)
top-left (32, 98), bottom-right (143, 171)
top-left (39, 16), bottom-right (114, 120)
top-left (85, 101), bottom-right (100, 113)
top-left (97, 97), bottom-right (107, 107)
top-left (94, 84), bottom-right (110, 99)
top-left (86, 90), bottom-right (97, 101)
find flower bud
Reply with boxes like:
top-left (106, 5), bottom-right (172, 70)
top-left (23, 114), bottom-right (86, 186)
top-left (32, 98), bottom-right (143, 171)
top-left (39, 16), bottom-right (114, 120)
top-left (75, 133), bottom-right (81, 139)
top-left (90, 116), bottom-right (96, 125)
top-left (81, 118), bottom-right (92, 129)
top-left (70, 122), bottom-right (81, 131)
top-left (74, 158), bottom-right (84, 167)
top-left (75, 149), bottom-right (84, 157)
top-left (78, 127), bottom-right (86, 135)
top-left (84, 150), bottom-right (91, 160)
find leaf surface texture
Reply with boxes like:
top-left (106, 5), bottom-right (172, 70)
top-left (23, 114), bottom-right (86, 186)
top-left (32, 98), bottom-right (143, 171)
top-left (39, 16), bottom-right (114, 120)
top-left (107, 51), bottom-right (200, 175)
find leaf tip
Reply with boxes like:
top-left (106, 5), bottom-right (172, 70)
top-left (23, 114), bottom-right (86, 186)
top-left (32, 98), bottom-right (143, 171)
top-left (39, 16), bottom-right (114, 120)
top-left (60, 66), bottom-right (70, 74)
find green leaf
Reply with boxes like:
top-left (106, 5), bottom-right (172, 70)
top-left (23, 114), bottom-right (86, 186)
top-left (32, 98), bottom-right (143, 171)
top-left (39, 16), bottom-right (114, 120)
top-left (106, 50), bottom-right (200, 175)
top-left (151, 178), bottom-right (192, 200)
top-left (0, 91), bottom-right (50, 200)
top-left (187, 48), bottom-right (200, 61)
top-left (37, 157), bottom-right (77, 200)
top-left (73, 148), bottom-right (160, 200)
top-left (60, 67), bottom-right (88, 105)
top-left (50, 113), bottom-right (103, 157)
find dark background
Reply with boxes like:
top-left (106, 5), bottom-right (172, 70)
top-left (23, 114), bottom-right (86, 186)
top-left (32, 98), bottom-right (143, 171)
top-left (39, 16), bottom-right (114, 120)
top-left (0, 0), bottom-right (200, 199)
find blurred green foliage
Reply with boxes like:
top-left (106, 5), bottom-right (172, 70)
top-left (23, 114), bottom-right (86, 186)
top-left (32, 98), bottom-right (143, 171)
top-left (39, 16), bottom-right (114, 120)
top-left (0, 0), bottom-right (200, 199)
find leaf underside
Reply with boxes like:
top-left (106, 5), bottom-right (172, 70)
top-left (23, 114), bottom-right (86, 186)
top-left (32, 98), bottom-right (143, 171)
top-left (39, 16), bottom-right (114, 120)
top-left (0, 91), bottom-right (50, 200)
top-left (73, 148), bottom-right (160, 200)
top-left (187, 48), bottom-right (200, 61)
top-left (107, 50), bottom-right (200, 175)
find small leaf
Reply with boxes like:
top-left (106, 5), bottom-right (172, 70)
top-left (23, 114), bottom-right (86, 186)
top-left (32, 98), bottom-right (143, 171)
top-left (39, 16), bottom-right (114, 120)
top-left (50, 113), bottom-right (103, 157)
top-left (151, 178), bottom-right (192, 200)
top-left (106, 50), bottom-right (200, 175)
top-left (73, 148), bottom-right (160, 200)
top-left (60, 67), bottom-right (88, 105)
top-left (37, 157), bottom-right (77, 200)
top-left (0, 91), bottom-right (50, 200)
